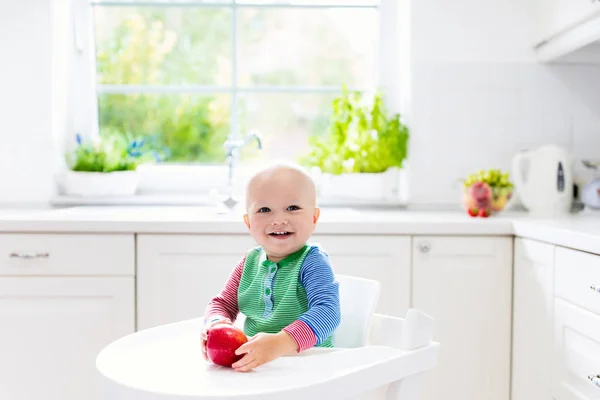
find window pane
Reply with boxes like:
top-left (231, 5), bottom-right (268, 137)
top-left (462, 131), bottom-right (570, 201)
top-left (237, 93), bottom-right (334, 164)
top-left (98, 94), bottom-right (230, 163)
top-left (94, 6), bottom-right (232, 85)
top-left (238, 7), bottom-right (378, 87)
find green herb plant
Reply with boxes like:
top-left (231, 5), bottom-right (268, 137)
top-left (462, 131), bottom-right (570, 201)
top-left (67, 132), bottom-right (161, 173)
top-left (299, 87), bottom-right (409, 174)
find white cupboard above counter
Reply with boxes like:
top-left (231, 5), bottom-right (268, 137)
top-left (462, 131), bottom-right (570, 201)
top-left (531, 0), bottom-right (600, 62)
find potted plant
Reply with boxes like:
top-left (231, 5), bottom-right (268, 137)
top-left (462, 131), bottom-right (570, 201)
top-left (61, 132), bottom-right (160, 197)
top-left (299, 87), bottom-right (409, 202)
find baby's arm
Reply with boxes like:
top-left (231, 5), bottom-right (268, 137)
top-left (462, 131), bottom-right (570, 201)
top-left (203, 255), bottom-right (245, 326)
top-left (283, 246), bottom-right (341, 352)
top-left (201, 256), bottom-right (245, 361)
top-left (231, 247), bottom-right (340, 371)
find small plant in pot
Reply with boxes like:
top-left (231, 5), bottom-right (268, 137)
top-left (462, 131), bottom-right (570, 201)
top-left (62, 132), bottom-right (162, 197)
top-left (462, 169), bottom-right (514, 217)
top-left (298, 87), bottom-right (409, 201)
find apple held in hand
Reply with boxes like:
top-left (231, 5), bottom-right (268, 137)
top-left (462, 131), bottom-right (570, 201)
top-left (206, 323), bottom-right (248, 367)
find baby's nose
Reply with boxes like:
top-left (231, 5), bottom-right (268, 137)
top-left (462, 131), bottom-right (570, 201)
top-left (271, 217), bottom-right (288, 226)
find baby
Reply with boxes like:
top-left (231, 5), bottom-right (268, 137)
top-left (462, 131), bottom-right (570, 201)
top-left (201, 162), bottom-right (341, 372)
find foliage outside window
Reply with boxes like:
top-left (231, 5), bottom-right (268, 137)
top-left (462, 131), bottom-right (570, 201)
top-left (96, 12), bottom-right (230, 163)
top-left (92, 3), bottom-right (380, 165)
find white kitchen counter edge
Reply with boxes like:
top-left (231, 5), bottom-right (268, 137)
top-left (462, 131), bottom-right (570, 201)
top-left (0, 208), bottom-right (598, 255)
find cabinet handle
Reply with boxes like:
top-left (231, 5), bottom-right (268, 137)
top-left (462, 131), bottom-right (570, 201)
top-left (589, 374), bottom-right (600, 389)
top-left (9, 252), bottom-right (50, 260)
top-left (591, 284), bottom-right (600, 293)
top-left (418, 242), bottom-right (431, 253)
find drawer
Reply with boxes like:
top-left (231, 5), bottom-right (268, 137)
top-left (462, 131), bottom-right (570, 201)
top-left (0, 234), bottom-right (134, 276)
top-left (556, 247), bottom-right (600, 316)
top-left (553, 299), bottom-right (600, 400)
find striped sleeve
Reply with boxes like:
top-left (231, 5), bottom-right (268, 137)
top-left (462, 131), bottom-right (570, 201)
top-left (203, 255), bottom-right (245, 326)
top-left (284, 245), bottom-right (341, 351)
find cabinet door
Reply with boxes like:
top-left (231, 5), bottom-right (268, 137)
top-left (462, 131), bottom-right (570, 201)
top-left (137, 234), bottom-right (411, 330)
top-left (137, 234), bottom-right (256, 330)
top-left (312, 235), bottom-right (411, 317)
top-left (0, 277), bottom-right (134, 400)
top-left (412, 236), bottom-right (512, 400)
top-left (553, 299), bottom-right (600, 400)
top-left (512, 238), bottom-right (555, 400)
top-left (555, 246), bottom-right (600, 316)
top-left (532, 0), bottom-right (600, 44)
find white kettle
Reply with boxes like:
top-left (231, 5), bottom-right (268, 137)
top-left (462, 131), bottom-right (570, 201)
top-left (512, 145), bottom-right (573, 215)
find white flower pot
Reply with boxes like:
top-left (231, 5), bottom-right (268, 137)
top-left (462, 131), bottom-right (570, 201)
top-left (316, 167), bottom-right (409, 204)
top-left (62, 170), bottom-right (139, 197)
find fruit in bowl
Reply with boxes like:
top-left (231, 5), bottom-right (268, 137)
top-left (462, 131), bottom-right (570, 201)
top-left (462, 169), bottom-right (513, 217)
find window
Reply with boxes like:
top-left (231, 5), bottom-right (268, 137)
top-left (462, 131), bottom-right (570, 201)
top-left (73, 0), bottom-right (399, 195)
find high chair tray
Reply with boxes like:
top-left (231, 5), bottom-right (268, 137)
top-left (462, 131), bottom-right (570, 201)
top-left (96, 317), bottom-right (439, 400)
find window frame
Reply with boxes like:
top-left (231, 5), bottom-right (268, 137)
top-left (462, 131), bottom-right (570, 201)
top-left (69, 0), bottom-right (402, 198)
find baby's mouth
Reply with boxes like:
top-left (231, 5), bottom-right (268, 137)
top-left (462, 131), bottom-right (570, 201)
top-left (269, 231), bottom-right (293, 239)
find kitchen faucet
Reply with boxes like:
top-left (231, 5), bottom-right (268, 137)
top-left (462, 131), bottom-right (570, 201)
top-left (221, 130), bottom-right (263, 209)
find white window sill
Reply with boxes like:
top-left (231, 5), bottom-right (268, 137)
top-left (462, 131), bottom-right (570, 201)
top-left (49, 193), bottom-right (409, 209)
top-left (53, 164), bottom-right (410, 208)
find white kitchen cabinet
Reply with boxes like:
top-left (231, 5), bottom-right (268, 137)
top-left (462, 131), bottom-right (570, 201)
top-left (512, 238), bottom-right (555, 400)
top-left (532, 0), bottom-right (600, 44)
top-left (0, 233), bottom-right (134, 276)
top-left (531, 0), bottom-right (600, 62)
top-left (412, 236), bottom-right (512, 400)
top-left (137, 234), bottom-right (256, 330)
top-left (0, 277), bottom-right (134, 400)
top-left (555, 246), bottom-right (600, 316)
top-left (552, 246), bottom-right (600, 400)
top-left (553, 299), bottom-right (600, 400)
top-left (0, 233), bottom-right (135, 400)
top-left (137, 234), bottom-right (411, 330)
top-left (552, 298), bottom-right (600, 400)
top-left (313, 235), bottom-right (411, 317)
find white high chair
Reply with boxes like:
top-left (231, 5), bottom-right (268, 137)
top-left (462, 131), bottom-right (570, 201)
top-left (96, 274), bottom-right (440, 400)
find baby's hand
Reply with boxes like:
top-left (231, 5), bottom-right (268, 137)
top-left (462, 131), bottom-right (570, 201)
top-left (200, 318), bottom-right (232, 361)
top-left (231, 331), bottom-right (298, 372)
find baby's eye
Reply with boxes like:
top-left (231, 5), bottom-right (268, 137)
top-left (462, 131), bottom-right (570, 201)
top-left (257, 207), bottom-right (271, 213)
top-left (287, 205), bottom-right (301, 211)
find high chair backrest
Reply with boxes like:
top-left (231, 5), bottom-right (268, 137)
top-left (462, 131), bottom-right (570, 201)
top-left (334, 274), bottom-right (381, 348)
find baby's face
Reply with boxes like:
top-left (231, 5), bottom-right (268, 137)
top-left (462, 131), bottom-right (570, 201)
top-left (244, 170), bottom-right (319, 263)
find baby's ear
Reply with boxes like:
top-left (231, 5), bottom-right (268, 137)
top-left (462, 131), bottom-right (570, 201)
top-left (312, 207), bottom-right (321, 224)
top-left (243, 214), bottom-right (251, 229)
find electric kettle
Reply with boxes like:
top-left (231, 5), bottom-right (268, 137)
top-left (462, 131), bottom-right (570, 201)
top-left (512, 144), bottom-right (573, 215)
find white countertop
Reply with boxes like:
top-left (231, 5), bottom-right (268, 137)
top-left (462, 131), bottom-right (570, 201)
top-left (0, 206), bottom-right (599, 255)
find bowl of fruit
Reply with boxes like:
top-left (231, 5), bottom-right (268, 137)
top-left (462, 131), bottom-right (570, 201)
top-left (462, 169), bottom-right (513, 217)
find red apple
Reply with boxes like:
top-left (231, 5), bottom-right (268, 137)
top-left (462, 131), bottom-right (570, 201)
top-left (468, 181), bottom-right (492, 209)
top-left (206, 323), bottom-right (248, 367)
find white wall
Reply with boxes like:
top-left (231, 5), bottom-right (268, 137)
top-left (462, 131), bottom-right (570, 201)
top-left (1, 0), bottom-right (599, 206)
top-left (0, 0), bottom-right (57, 204)
top-left (406, 0), bottom-right (600, 205)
